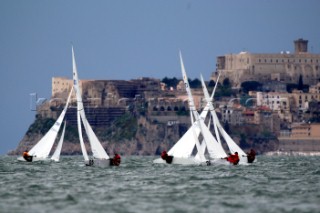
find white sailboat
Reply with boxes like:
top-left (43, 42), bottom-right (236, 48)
top-left (71, 47), bottom-right (116, 167)
top-left (154, 52), bottom-right (227, 165)
top-left (200, 74), bottom-right (249, 164)
top-left (18, 88), bottom-right (73, 162)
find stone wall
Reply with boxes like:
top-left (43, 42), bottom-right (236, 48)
top-left (278, 138), bottom-right (320, 152)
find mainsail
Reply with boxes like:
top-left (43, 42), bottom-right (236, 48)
top-left (200, 75), bottom-right (247, 163)
top-left (72, 47), bottom-right (109, 161)
top-left (72, 47), bottom-right (89, 161)
top-left (168, 123), bottom-right (200, 158)
top-left (179, 52), bottom-right (206, 162)
top-left (27, 88), bottom-right (73, 159)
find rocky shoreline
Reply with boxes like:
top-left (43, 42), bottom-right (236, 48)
top-left (9, 113), bottom-right (279, 157)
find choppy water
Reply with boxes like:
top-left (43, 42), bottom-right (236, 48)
top-left (0, 156), bottom-right (319, 213)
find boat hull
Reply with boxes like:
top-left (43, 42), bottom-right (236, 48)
top-left (17, 156), bottom-right (51, 163)
top-left (153, 157), bottom-right (205, 165)
top-left (85, 159), bottom-right (111, 167)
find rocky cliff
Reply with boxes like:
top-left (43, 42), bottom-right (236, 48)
top-left (9, 113), bottom-right (187, 156)
top-left (9, 111), bottom-right (277, 156)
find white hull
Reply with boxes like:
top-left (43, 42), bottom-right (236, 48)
top-left (153, 157), bottom-right (250, 166)
top-left (153, 157), bottom-right (205, 165)
top-left (17, 156), bottom-right (51, 163)
top-left (85, 159), bottom-right (111, 167)
top-left (209, 158), bottom-right (253, 165)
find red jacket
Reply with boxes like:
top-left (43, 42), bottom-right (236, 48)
top-left (227, 154), bottom-right (239, 165)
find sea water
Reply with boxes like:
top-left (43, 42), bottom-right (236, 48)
top-left (0, 156), bottom-right (319, 213)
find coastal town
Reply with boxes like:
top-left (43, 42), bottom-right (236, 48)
top-left (12, 38), bottom-right (320, 156)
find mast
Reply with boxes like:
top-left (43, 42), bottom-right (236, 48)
top-left (72, 46), bottom-right (89, 161)
top-left (179, 52), bottom-right (206, 162)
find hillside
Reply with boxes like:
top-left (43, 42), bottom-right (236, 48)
top-left (9, 112), bottom-right (277, 156)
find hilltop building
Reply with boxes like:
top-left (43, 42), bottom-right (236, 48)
top-left (213, 38), bottom-right (320, 88)
top-left (41, 76), bottom-right (210, 128)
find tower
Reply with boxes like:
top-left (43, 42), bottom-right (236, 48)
top-left (294, 38), bottom-right (308, 53)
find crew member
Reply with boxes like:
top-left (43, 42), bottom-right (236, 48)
top-left (22, 150), bottom-right (32, 162)
top-left (110, 153), bottom-right (121, 166)
top-left (161, 150), bottom-right (173, 164)
top-left (247, 149), bottom-right (256, 163)
top-left (225, 152), bottom-right (240, 165)
top-left (161, 150), bottom-right (168, 160)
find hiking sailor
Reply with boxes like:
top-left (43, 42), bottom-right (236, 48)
top-left (224, 152), bottom-right (240, 165)
top-left (247, 149), bottom-right (256, 163)
top-left (22, 150), bottom-right (33, 162)
top-left (161, 150), bottom-right (174, 164)
top-left (110, 153), bottom-right (121, 166)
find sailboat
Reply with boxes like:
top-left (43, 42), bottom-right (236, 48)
top-left (71, 47), bottom-right (118, 167)
top-left (17, 88), bottom-right (73, 162)
top-left (153, 52), bottom-right (227, 165)
top-left (200, 74), bottom-right (250, 164)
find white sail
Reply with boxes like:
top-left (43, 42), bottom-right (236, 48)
top-left (200, 74), bottom-right (223, 146)
top-left (212, 111), bottom-right (247, 162)
top-left (179, 52), bottom-right (206, 162)
top-left (72, 46), bottom-right (89, 161)
top-left (199, 73), bottom-right (220, 120)
top-left (199, 119), bottom-right (227, 159)
top-left (168, 123), bottom-right (200, 158)
top-left (72, 46), bottom-right (109, 161)
top-left (200, 75), bottom-right (247, 162)
top-left (51, 122), bottom-right (66, 162)
top-left (28, 87), bottom-right (73, 159)
top-left (195, 74), bottom-right (221, 159)
top-left (194, 117), bottom-right (212, 160)
top-left (81, 114), bottom-right (109, 159)
top-left (154, 53), bottom-right (226, 165)
top-left (160, 55), bottom-right (224, 164)
top-left (77, 110), bottom-right (89, 161)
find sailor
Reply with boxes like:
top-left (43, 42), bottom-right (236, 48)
top-left (225, 152), bottom-right (240, 165)
top-left (161, 150), bottom-right (168, 160)
top-left (22, 150), bottom-right (32, 162)
top-left (160, 150), bottom-right (174, 164)
top-left (247, 149), bottom-right (256, 163)
top-left (110, 153), bottom-right (121, 166)
top-left (113, 153), bottom-right (121, 166)
top-left (85, 159), bottom-right (94, 166)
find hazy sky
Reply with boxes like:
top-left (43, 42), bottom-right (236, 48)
top-left (0, 0), bottom-right (319, 154)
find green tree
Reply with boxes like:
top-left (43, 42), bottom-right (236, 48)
top-left (241, 81), bottom-right (262, 93)
top-left (223, 78), bottom-right (231, 87)
top-left (208, 80), bottom-right (216, 88)
top-left (189, 78), bottom-right (202, 88)
top-left (162, 77), bottom-right (180, 89)
top-left (286, 83), bottom-right (298, 93)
